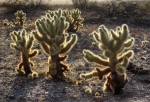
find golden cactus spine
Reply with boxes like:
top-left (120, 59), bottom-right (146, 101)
top-left (33, 9), bottom-right (78, 80)
top-left (80, 24), bottom-right (134, 94)
top-left (10, 29), bottom-right (38, 79)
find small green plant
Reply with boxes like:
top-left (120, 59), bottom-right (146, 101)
top-left (10, 29), bottom-right (38, 79)
top-left (14, 10), bottom-right (26, 26)
top-left (141, 34), bottom-right (149, 48)
top-left (47, 9), bottom-right (84, 32)
top-left (80, 24), bottom-right (134, 94)
top-left (33, 9), bottom-right (78, 80)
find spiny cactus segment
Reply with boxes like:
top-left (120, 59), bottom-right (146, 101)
top-left (80, 24), bottom-right (134, 94)
top-left (33, 9), bottom-right (78, 80)
top-left (10, 29), bottom-right (38, 79)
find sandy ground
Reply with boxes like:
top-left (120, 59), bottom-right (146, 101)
top-left (0, 6), bottom-right (150, 102)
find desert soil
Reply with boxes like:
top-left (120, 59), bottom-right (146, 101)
top-left (0, 6), bottom-right (150, 102)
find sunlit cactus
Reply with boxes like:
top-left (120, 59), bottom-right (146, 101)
top-left (3, 19), bottom-right (9, 26)
top-left (10, 29), bottom-right (38, 79)
top-left (47, 9), bottom-right (84, 32)
top-left (141, 34), bottom-right (149, 48)
top-left (14, 10), bottom-right (26, 26)
top-left (3, 19), bottom-right (14, 28)
top-left (63, 9), bottom-right (84, 32)
top-left (80, 24), bottom-right (134, 94)
top-left (33, 10), bottom-right (78, 80)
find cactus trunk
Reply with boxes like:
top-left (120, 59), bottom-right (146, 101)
top-left (20, 18), bottom-right (23, 25)
top-left (109, 56), bottom-right (117, 73)
top-left (21, 52), bottom-right (32, 76)
top-left (48, 55), bottom-right (66, 80)
top-left (107, 55), bottom-right (127, 94)
top-left (106, 72), bottom-right (127, 94)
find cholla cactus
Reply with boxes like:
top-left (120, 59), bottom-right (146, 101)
top-left (3, 19), bottom-right (14, 28)
top-left (80, 24), bottom-right (134, 94)
top-left (3, 19), bottom-right (9, 26)
top-left (14, 10), bottom-right (26, 26)
top-left (141, 34), bottom-right (149, 48)
top-left (33, 10), bottom-right (78, 80)
top-left (47, 9), bottom-right (84, 32)
top-left (63, 9), bottom-right (84, 32)
top-left (10, 29), bottom-right (38, 79)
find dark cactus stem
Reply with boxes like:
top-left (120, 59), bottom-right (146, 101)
top-left (108, 72), bottom-right (127, 95)
top-left (48, 55), bottom-right (68, 80)
top-left (20, 18), bottom-right (23, 25)
top-left (21, 52), bottom-right (32, 76)
top-left (68, 21), bottom-right (79, 32)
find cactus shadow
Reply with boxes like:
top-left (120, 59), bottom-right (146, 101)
top-left (4, 76), bottom-right (40, 101)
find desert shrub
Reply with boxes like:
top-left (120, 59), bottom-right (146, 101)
top-left (142, 1), bottom-right (150, 13)
top-left (72, 0), bottom-right (89, 9)
top-left (75, 0), bottom-right (147, 20)
top-left (2, 0), bottom-right (28, 11)
top-left (102, 0), bottom-right (145, 19)
top-left (2, 0), bottom-right (51, 12)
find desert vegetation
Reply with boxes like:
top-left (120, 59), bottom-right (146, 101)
top-left (0, 0), bottom-right (150, 102)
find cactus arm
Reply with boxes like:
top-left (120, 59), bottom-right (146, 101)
top-left (10, 43), bottom-right (22, 51)
top-left (99, 26), bottom-right (110, 47)
top-left (60, 34), bottom-right (77, 54)
top-left (96, 67), bottom-right (111, 80)
top-left (118, 50), bottom-right (134, 62)
top-left (26, 35), bottom-right (34, 49)
top-left (124, 38), bottom-right (134, 48)
top-left (10, 33), bottom-right (17, 42)
top-left (18, 63), bottom-right (23, 70)
top-left (59, 55), bottom-right (68, 61)
top-left (30, 61), bottom-right (34, 66)
top-left (36, 21), bottom-right (48, 38)
top-left (111, 30), bottom-right (119, 40)
top-left (32, 31), bottom-right (43, 42)
top-left (60, 62), bottom-right (70, 71)
top-left (29, 50), bottom-right (39, 58)
top-left (122, 24), bottom-right (129, 41)
top-left (40, 42), bottom-right (50, 55)
top-left (80, 71), bottom-right (98, 80)
top-left (121, 57), bottom-right (129, 68)
top-left (83, 50), bottom-right (109, 66)
top-left (93, 31), bottom-right (101, 43)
